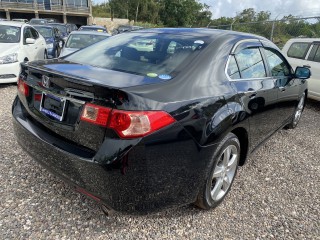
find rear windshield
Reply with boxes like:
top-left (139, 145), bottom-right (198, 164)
top-left (53, 25), bottom-right (67, 33)
top-left (34, 26), bottom-right (53, 38)
top-left (66, 34), bottom-right (109, 48)
top-left (0, 25), bottom-right (21, 43)
top-left (30, 19), bottom-right (47, 25)
top-left (64, 32), bottom-right (208, 78)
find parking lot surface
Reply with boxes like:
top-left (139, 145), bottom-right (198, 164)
top-left (0, 84), bottom-right (319, 239)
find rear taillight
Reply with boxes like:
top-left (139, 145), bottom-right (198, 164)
top-left (81, 103), bottom-right (176, 138)
top-left (17, 78), bottom-right (29, 97)
top-left (109, 110), bottom-right (176, 138)
top-left (80, 103), bottom-right (111, 127)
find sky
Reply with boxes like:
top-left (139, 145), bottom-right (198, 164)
top-left (93, 0), bottom-right (320, 19)
top-left (202, 0), bottom-right (320, 19)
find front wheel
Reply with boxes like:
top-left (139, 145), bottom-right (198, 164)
top-left (286, 92), bottom-right (306, 129)
top-left (194, 133), bottom-right (240, 210)
top-left (44, 51), bottom-right (48, 60)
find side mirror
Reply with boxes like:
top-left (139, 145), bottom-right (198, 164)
top-left (26, 38), bottom-right (36, 44)
top-left (295, 66), bottom-right (311, 79)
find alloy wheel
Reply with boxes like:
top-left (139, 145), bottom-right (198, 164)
top-left (293, 93), bottom-right (305, 127)
top-left (210, 145), bottom-right (239, 201)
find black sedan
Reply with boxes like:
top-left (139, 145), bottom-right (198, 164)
top-left (12, 28), bottom-right (310, 214)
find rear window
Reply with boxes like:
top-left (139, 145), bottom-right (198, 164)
top-left (64, 32), bottom-right (208, 78)
top-left (54, 25), bottom-right (67, 33)
top-left (65, 34), bottom-right (109, 48)
top-left (30, 19), bottom-right (47, 25)
top-left (287, 42), bottom-right (310, 59)
top-left (34, 27), bottom-right (53, 38)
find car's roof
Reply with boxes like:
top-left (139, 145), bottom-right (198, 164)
top-left (0, 21), bottom-right (26, 27)
top-left (33, 25), bottom-right (54, 29)
top-left (123, 28), bottom-right (268, 41)
top-left (49, 23), bottom-right (66, 26)
top-left (69, 30), bottom-right (110, 36)
top-left (285, 38), bottom-right (320, 42)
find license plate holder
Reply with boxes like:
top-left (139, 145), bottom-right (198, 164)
top-left (40, 93), bottom-right (66, 121)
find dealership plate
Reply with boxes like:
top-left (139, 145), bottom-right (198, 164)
top-left (40, 93), bottom-right (66, 121)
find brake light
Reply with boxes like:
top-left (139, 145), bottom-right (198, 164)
top-left (81, 103), bottom-right (176, 138)
top-left (17, 78), bottom-right (29, 97)
top-left (109, 110), bottom-right (175, 138)
top-left (81, 103), bottom-right (111, 126)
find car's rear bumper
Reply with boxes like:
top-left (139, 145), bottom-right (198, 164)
top-left (0, 62), bottom-right (19, 83)
top-left (12, 96), bottom-right (215, 213)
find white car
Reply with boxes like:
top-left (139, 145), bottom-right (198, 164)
top-left (59, 31), bottom-right (110, 57)
top-left (0, 21), bottom-right (46, 83)
top-left (282, 38), bottom-right (320, 101)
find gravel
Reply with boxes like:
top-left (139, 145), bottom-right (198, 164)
top-left (0, 84), bottom-right (319, 239)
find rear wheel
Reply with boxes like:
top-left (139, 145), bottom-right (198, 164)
top-left (195, 133), bottom-right (240, 210)
top-left (286, 92), bottom-right (306, 129)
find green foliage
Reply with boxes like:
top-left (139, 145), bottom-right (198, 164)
top-left (210, 9), bottom-right (320, 48)
top-left (94, 0), bottom-right (212, 27)
top-left (92, 3), bottom-right (112, 18)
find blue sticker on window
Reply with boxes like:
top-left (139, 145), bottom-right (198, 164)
top-left (158, 74), bottom-right (172, 80)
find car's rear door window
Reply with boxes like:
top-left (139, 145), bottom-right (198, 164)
top-left (287, 42), bottom-right (310, 59)
top-left (235, 47), bottom-right (266, 79)
top-left (227, 56), bottom-right (241, 79)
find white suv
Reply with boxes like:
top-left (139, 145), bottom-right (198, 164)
top-left (0, 21), bottom-right (46, 83)
top-left (282, 38), bottom-right (320, 101)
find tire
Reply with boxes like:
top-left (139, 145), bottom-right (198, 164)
top-left (194, 133), bottom-right (240, 210)
top-left (44, 51), bottom-right (48, 59)
top-left (286, 92), bottom-right (306, 129)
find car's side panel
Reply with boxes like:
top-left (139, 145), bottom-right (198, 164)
top-left (230, 77), bottom-right (279, 151)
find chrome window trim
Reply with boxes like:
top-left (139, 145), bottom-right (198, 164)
top-left (230, 38), bottom-right (261, 54)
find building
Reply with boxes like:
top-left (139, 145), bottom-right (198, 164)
top-left (0, 0), bottom-right (92, 26)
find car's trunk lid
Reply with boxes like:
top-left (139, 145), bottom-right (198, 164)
top-left (19, 60), bottom-right (157, 152)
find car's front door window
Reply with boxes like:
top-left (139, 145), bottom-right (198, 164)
top-left (264, 48), bottom-right (292, 87)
